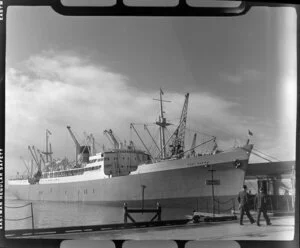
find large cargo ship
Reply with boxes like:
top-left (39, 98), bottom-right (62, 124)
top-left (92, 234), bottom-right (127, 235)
top-left (8, 90), bottom-right (253, 207)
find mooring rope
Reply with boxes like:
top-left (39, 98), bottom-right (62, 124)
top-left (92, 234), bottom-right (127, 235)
top-left (5, 203), bottom-right (32, 209)
top-left (5, 216), bottom-right (32, 221)
top-left (214, 197), bottom-right (235, 205)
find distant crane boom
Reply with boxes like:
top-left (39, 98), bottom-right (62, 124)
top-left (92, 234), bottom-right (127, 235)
top-left (103, 129), bottom-right (120, 149)
top-left (67, 126), bottom-right (81, 150)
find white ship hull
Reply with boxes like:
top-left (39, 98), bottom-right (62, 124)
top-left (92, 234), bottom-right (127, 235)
top-left (8, 145), bottom-right (252, 205)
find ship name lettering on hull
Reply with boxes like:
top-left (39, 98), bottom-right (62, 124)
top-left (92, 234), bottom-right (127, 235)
top-left (187, 161), bottom-right (208, 166)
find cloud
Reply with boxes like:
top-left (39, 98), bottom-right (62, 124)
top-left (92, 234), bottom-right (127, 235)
top-left (221, 69), bottom-right (261, 85)
top-left (5, 51), bottom-right (295, 177)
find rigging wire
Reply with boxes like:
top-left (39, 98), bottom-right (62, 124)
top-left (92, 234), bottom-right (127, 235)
top-left (252, 148), bottom-right (281, 162)
top-left (250, 150), bottom-right (273, 163)
top-left (185, 127), bottom-right (215, 139)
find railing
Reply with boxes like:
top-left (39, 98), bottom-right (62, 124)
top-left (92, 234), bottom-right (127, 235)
top-left (5, 202), bottom-right (35, 234)
top-left (213, 197), bottom-right (236, 214)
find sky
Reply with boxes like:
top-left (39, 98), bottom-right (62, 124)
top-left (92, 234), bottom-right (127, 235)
top-left (4, 5), bottom-right (297, 177)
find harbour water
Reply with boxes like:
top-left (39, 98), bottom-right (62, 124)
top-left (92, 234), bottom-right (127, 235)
top-left (5, 190), bottom-right (195, 231)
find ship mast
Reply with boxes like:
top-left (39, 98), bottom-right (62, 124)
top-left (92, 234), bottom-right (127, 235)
top-left (44, 129), bottom-right (52, 162)
top-left (154, 89), bottom-right (171, 159)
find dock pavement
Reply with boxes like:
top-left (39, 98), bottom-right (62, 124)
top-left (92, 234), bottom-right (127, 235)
top-left (24, 215), bottom-right (294, 240)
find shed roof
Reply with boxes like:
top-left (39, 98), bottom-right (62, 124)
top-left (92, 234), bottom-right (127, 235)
top-left (246, 161), bottom-right (295, 178)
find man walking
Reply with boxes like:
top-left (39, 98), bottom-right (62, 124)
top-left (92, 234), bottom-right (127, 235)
top-left (238, 185), bottom-right (255, 225)
top-left (255, 187), bottom-right (272, 226)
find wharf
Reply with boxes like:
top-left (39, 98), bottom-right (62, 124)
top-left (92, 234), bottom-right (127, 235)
top-left (7, 216), bottom-right (294, 240)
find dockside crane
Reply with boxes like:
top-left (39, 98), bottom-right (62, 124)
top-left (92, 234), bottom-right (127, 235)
top-left (103, 129), bottom-right (120, 149)
top-left (67, 126), bottom-right (81, 166)
top-left (169, 93), bottom-right (189, 158)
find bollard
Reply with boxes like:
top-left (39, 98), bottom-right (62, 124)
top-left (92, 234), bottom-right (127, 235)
top-left (123, 203), bottom-right (128, 224)
top-left (30, 203), bottom-right (35, 235)
top-left (157, 202), bottom-right (161, 221)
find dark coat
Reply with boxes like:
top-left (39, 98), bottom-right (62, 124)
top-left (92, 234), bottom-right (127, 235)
top-left (238, 190), bottom-right (250, 207)
top-left (255, 192), bottom-right (268, 209)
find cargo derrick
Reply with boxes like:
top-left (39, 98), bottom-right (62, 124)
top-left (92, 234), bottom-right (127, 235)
top-left (28, 146), bottom-right (42, 184)
top-left (102, 129), bottom-right (151, 177)
top-left (90, 134), bottom-right (96, 155)
top-left (20, 156), bottom-right (30, 177)
top-left (169, 93), bottom-right (189, 158)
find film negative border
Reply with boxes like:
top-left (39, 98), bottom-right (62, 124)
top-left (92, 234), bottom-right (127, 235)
top-left (0, 0), bottom-right (5, 241)
top-left (0, 1), bottom-right (299, 248)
